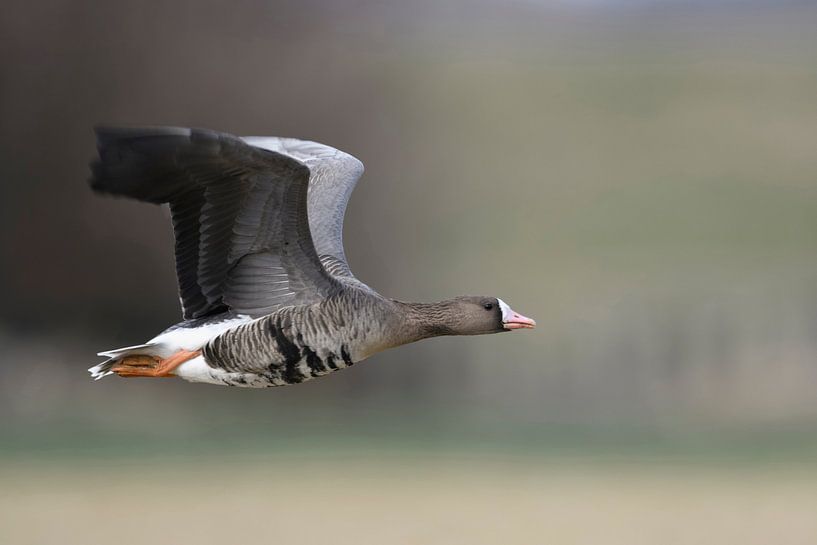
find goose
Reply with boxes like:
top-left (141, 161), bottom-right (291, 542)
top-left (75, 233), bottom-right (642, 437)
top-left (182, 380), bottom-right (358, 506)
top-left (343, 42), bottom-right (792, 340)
top-left (88, 126), bottom-right (535, 388)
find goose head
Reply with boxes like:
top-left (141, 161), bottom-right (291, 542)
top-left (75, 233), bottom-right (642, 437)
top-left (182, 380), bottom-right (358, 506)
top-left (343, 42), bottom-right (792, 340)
top-left (447, 296), bottom-right (536, 335)
top-left (401, 296), bottom-right (535, 338)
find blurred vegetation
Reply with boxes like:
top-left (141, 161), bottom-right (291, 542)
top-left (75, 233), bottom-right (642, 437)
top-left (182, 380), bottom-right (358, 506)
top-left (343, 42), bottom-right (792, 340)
top-left (3, 1), bottom-right (817, 543)
top-left (1, 0), bottom-right (816, 464)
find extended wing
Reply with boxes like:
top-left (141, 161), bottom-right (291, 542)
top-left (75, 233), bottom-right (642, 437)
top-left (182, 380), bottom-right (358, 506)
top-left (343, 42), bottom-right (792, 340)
top-left (91, 126), bottom-right (340, 319)
top-left (242, 137), bottom-right (365, 280)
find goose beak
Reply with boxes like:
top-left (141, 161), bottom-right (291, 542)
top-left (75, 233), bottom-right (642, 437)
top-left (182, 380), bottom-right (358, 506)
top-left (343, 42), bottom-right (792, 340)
top-left (497, 299), bottom-right (536, 330)
top-left (503, 310), bottom-right (536, 330)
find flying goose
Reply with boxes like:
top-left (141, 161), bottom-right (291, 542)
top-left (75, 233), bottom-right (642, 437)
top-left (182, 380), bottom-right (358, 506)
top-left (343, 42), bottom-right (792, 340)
top-left (88, 126), bottom-right (535, 388)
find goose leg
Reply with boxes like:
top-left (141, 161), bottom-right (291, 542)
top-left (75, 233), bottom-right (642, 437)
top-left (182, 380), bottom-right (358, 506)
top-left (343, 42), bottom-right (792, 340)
top-left (112, 349), bottom-right (201, 378)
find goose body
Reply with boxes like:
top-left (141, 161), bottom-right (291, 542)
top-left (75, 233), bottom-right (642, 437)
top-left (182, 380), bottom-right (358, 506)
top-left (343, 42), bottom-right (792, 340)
top-left (89, 126), bottom-right (535, 387)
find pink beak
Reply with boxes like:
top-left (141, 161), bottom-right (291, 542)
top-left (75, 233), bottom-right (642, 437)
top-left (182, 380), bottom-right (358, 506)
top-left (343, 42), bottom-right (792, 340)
top-left (503, 309), bottom-right (536, 330)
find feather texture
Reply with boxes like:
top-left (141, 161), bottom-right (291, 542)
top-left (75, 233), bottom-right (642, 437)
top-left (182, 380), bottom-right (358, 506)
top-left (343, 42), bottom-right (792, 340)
top-left (90, 126), bottom-right (340, 319)
top-left (242, 137), bottom-right (365, 281)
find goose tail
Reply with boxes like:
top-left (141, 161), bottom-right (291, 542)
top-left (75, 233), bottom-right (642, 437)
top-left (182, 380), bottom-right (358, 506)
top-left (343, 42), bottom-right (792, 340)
top-left (89, 343), bottom-right (164, 380)
top-left (88, 358), bottom-right (118, 380)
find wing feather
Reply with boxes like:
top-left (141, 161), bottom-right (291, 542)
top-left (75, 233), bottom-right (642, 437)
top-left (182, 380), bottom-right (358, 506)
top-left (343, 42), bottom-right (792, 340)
top-left (242, 137), bottom-right (365, 281)
top-left (91, 126), bottom-right (339, 319)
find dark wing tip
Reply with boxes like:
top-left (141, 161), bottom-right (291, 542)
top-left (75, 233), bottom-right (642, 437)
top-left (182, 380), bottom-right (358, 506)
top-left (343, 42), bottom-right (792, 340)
top-left (93, 124), bottom-right (192, 142)
top-left (89, 125), bottom-right (237, 202)
top-left (93, 125), bottom-right (229, 156)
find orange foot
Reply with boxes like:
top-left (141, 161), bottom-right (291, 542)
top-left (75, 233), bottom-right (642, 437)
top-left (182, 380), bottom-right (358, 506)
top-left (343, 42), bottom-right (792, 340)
top-left (112, 349), bottom-right (202, 378)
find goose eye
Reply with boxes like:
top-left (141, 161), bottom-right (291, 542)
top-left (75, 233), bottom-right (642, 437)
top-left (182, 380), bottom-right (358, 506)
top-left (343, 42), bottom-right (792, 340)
top-left (483, 303), bottom-right (494, 311)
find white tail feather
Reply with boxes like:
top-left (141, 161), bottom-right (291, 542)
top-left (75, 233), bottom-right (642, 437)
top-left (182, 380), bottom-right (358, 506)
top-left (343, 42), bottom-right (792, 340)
top-left (88, 359), bottom-right (116, 380)
top-left (96, 343), bottom-right (160, 358)
top-left (89, 343), bottom-right (168, 380)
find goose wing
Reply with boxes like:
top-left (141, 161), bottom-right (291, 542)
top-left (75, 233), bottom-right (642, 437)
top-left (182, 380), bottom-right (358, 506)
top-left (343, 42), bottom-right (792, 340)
top-left (91, 126), bottom-right (340, 319)
top-left (242, 137), bottom-right (364, 280)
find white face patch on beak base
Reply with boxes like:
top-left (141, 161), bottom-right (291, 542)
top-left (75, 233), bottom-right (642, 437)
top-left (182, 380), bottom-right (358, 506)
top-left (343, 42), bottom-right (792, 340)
top-left (497, 298), bottom-right (537, 330)
top-left (497, 298), bottom-right (514, 323)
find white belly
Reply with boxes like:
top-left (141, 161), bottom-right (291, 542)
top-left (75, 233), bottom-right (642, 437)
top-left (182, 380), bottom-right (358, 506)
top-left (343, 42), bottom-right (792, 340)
top-left (174, 355), bottom-right (280, 388)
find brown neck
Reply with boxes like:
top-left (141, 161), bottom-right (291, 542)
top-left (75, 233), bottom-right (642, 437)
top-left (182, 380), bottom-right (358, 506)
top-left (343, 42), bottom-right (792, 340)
top-left (391, 299), bottom-right (459, 344)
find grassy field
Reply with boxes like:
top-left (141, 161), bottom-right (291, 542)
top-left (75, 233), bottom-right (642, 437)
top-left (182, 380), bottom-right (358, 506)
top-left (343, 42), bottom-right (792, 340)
top-left (2, 454), bottom-right (817, 545)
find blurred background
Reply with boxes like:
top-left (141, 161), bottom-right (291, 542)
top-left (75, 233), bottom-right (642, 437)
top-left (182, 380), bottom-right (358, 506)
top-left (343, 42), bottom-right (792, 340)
top-left (2, 0), bottom-right (817, 543)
